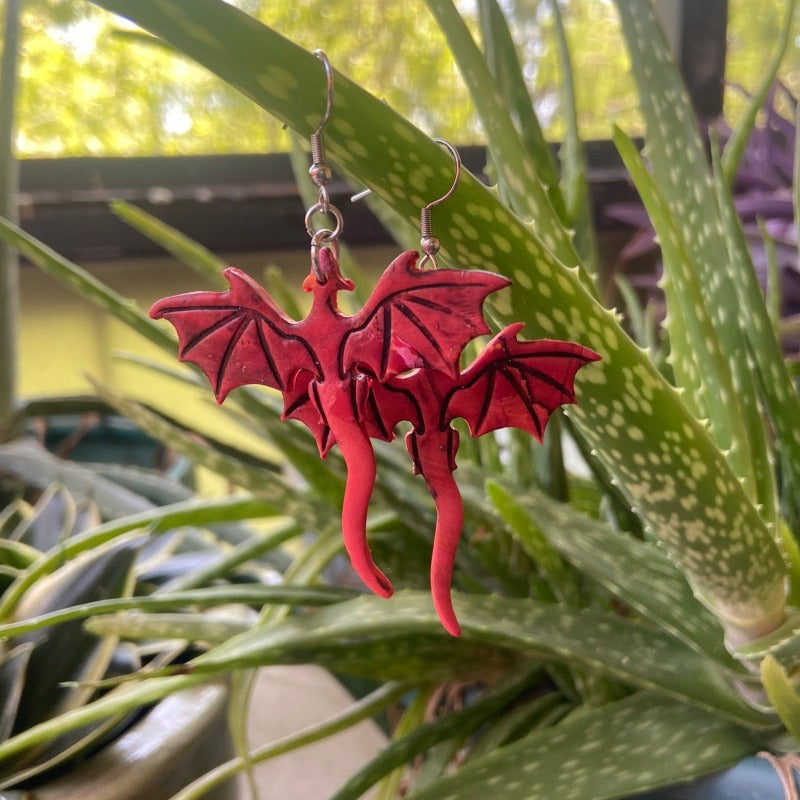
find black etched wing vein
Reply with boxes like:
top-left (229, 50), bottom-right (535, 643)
top-left (254, 318), bottom-right (284, 390)
top-left (404, 294), bottom-right (453, 314)
top-left (215, 316), bottom-right (250, 396)
top-left (476, 369), bottom-right (497, 432)
top-left (177, 310), bottom-right (240, 357)
top-left (516, 361), bottom-right (573, 398)
top-left (380, 306), bottom-right (392, 378)
top-left (367, 390), bottom-right (390, 439)
top-left (395, 302), bottom-right (445, 359)
top-left (500, 366), bottom-right (544, 438)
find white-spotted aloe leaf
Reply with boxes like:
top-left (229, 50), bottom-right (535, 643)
top-left (189, 591), bottom-right (773, 726)
top-left (475, 0), bottom-right (564, 222)
top-left (614, 1), bottom-right (800, 526)
top-left (485, 480), bottom-right (735, 667)
top-left (404, 692), bottom-right (758, 800)
top-left (613, 127), bottom-right (765, 508)
top-left (424, 0), bottom-right (596, 293)
top-left (31, 0), bottom-right (782, 640)
top-left (711, 140), bottom-right (800, 536)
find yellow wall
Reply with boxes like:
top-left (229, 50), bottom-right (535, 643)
top-left (17, 244), bottom-right (397, 457)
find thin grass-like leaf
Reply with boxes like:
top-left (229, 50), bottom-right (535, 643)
top-left (476, 0), bottom-right (564, 218)
top-left (0, 584), bottom-right (354, 639)
top-left (0, 494), bottom-right (280, 619)
top-left (721, 0), bottom-right (797, 185)
top-left (548, 0), bottom-right (599, 272)
top-left (331, 666), bottom-right (543, 800)
top-left (168, 681), bottom-right (410, 800)
top-left (0, 217), bottom-right (173, 352)
top-left (90, 381), bottom-right (329, 532)
top-left (111, 200), bottom-right (227, 289)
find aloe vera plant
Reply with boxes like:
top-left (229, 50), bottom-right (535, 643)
top-left (1, 0), bottom-right (800, 798)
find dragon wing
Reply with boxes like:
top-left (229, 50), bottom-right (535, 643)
top-left (150, 268), bottom-right (320, 403)
top-left (341, 250), bottom-right (510, 380)
top-left (445, 323), bottom-right (601, 441)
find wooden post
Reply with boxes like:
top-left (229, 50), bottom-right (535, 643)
top-left (0, 0), bottom-right (21, 439)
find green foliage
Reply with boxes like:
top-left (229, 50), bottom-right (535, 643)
top-left (1, 1), bottom-right (800, 798)
top-left (0, 444), bottom-right (301, 787)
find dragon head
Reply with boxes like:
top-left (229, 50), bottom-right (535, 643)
top-left (302, 247), bottom-right (355, 295)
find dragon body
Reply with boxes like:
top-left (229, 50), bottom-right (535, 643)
top-left (151, 248), bottom-right (600, 635)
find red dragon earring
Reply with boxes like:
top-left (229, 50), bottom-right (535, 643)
top-left (150, 51), bottom-right (601, 636)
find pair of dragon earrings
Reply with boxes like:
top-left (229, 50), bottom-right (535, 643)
top-left (150, 51), bottom-right (600, 636)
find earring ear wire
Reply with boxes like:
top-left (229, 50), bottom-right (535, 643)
top-left (349, 138), bottom-right (462, 269)
top-left (419, 138), bottom-right (461, 268)
top-left (305, 50), bottom-right (341, 283)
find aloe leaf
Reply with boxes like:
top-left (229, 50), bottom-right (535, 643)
top-left (424, 0), bottom-right (594, 290)
top-left (614, 127), bottom-right (757, 501)
top-left (191, 591), bottom-right (772, 726)
top-left (170, 681), bottom-right (410, 800)
top-left (483, 480), bottom-right (583, 607)
top-left (796, 101), bottom-right (800, 265)
top-left (548, 0), bottom-right (599, 272)
top-left (487, 482), bottom-right (738, 671)
top-left (110, 200), bottom-right (227, 289)
top-left (9, 540), bottom-right (138, 733)
top-left (89, 381), bottom-right (329, 532)
top-left (0, 584), bottom-right (353, 640)
top-left (73, 0), bottom-right (786, 636)
top-left (0, 494), bottom-right (279, 620)
top-left (486, 480), bottom-right (735, 667)
top-left (332, 665), bottom-right (542, 800)
top-left (404, 692), bottom-right (757, 800)
top-left (761, 655), bottom-right (800, 740)
top-left (465, 691), bottom-right (569, 762)
top-left (86, 611), bottom-right (250, 644)
top-left (475, 0), bottom-right (564, 217)
top-left (0, 216), bottom-right (173, 352)
top-left (721, 0), bottom-right (797, 185)
top-left (759, 217), bottom-right (782, 337)
top-left (613, 2), bottom-right (793, 527)
top-left (711, 142), bottom-right (800, 533)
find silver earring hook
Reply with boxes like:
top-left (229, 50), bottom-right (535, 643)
top-left (423, 138), bottom-right (461, 211)
top-left (307, 49), bottom-right (341, 283)
top-left (419, 138), bottom-right (461, 268)
top-left (312, 49), bottom-right (334, 138)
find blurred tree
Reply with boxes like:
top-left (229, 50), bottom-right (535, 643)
top-left (10, 0), bottom-right (800, 159)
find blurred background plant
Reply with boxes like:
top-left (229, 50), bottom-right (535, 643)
top-left (0, 1), bottom-right (800, 799)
